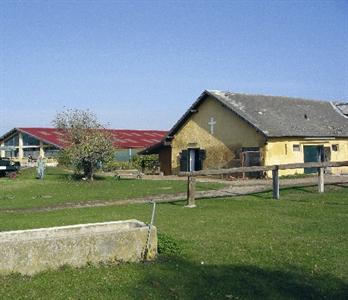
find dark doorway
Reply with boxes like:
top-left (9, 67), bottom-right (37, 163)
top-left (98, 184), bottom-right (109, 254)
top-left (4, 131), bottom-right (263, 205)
top-left (241, 148), bottom-right (261, 178)
top-left (179, 148), bottom-right (205, 172)
top-left (303, 145), bottom-right (324, 174)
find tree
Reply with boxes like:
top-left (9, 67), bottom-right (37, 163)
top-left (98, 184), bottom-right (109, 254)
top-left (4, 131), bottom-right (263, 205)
top-left (53, 109), bottom-right (114, 180)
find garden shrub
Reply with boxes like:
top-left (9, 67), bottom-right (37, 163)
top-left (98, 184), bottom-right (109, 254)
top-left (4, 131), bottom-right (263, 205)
top-left (131, 155), bottom-right (159, 173)
top-left (102, 154), bottom-right (160, 173)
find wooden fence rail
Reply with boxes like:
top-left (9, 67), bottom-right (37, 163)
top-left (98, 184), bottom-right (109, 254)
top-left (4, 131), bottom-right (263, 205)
top-left (178, 160), bottom-right (348, 206)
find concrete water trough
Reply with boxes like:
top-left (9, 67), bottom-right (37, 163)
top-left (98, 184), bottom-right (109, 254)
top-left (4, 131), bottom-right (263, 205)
top-left (0, 219), bottom-right (157, 275)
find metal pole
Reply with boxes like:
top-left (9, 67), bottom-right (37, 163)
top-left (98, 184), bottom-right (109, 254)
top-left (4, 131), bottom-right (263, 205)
top-left (144, 201), bottom-right (156, 259)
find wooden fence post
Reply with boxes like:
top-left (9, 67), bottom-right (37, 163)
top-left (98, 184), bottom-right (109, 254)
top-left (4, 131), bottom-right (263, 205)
top-left (318, 167), bottom-right (324, 193)
top-left (186, 176), bottom-right (196, 208)
top-left (272, 166), bottom-right (280, 200)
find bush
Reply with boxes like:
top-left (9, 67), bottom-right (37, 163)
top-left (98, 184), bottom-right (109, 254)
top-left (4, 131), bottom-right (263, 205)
top-left (101, 154), bottom-right (160, 173)
top-left (131, 155), bottom-right (159, 173)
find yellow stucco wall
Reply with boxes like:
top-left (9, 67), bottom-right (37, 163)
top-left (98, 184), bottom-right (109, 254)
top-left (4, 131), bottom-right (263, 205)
top-left (171, 96), bottom-right (266, 174)
top-left (265, 138), bottom-right (348, 176)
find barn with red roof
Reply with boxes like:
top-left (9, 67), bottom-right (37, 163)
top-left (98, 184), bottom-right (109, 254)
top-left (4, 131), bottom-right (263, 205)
top-left (0, 127), bottom-right (167, 164)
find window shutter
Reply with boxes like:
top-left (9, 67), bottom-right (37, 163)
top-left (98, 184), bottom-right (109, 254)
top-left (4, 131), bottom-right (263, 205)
top-left (195, 149), bottom-right (206, 171)
top-left (199, 149), bottom-right (206, 160)
top-left (180, 150), bottom-right (188, 172)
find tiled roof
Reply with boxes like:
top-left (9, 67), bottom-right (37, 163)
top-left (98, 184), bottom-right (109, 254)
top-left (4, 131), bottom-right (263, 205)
top-left (105, 129), bottom-right (167, 148)
top-left (207, 90), bottom-right (348, 137)
top-left (1, 128), bottom-right (167, 149)
top-left (166, 90), bottom-right (348, 139)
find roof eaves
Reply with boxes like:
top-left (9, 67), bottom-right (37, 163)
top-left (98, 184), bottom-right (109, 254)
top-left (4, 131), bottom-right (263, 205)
top-left (18, 128), bottom-right (64, 149)
top-left (267, 134), bottom-right (348, 138)
top-left (165, 91), bottom-right (210, 139)
top-left (0, 128), bottom-right (18, 142)
top-left (138, 142), bottom-right (168, 155)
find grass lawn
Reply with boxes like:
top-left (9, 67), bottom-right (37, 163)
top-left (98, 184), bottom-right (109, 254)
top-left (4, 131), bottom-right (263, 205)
top-left (0, 183), bottom-right (347, 299)
top-left (0, 167), bottom-right (223, 210)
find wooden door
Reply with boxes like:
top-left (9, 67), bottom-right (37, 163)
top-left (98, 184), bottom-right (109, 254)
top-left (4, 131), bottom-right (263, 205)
top-left (304, 146), bottom-right (323, 174)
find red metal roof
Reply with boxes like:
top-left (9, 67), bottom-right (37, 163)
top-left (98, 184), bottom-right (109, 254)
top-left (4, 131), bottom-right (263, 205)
top-left (17, 128), bottom-right (167, 149)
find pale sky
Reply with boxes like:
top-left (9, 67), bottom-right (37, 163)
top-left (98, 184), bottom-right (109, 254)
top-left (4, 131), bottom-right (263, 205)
top-left (1, 0), bottom-right (347, 134)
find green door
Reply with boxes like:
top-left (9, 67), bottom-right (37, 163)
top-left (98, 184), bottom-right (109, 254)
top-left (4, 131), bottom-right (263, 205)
top-left (303, 146), bottom-right (322, 174)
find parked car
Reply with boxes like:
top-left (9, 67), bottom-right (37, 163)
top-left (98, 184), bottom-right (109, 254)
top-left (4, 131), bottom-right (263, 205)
top-left (0, 158), bottom-right (20, 178)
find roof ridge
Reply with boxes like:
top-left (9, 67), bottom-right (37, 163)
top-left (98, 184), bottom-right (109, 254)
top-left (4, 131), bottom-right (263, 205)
top-left (17, 127), bottom-right (167, 132)
top-left (207, 89), bottom-right (344, 104)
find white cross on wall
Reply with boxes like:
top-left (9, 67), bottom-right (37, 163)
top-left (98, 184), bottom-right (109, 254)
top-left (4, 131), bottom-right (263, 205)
top-left (208, 117), bottom-right (216, 135)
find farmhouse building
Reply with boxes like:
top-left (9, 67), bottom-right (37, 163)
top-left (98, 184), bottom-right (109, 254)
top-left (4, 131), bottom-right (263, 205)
top-left (143, 90), bottom-right (348, 176)
top-left (0, 128), bottom-right (166, 164)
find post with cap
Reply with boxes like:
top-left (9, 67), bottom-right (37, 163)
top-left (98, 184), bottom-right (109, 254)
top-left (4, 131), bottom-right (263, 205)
top-left (186, 176), bottom-right (197, 208)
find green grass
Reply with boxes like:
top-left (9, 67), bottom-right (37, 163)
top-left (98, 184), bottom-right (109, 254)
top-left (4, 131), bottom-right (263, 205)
top-left (279, 173), bottom-right (314, 179)
top-left (0, 167), bottom-right (223, 209)
top-left (0, 184), bottom-right (347, 299)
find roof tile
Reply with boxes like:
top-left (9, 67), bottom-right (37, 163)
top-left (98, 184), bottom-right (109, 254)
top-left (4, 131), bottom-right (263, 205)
top-left (12, 128), bottom-right (167, 149)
